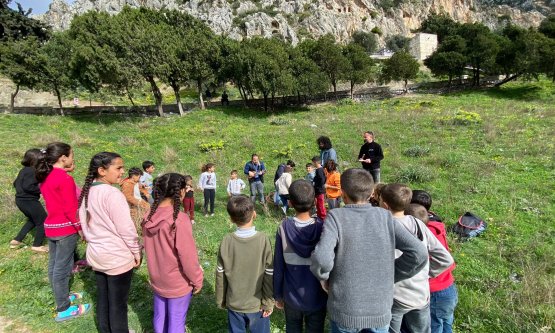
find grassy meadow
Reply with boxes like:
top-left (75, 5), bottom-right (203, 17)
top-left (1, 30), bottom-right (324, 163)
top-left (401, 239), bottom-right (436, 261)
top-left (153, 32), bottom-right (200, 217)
top-left (0, 80), bottom-right (554, 332)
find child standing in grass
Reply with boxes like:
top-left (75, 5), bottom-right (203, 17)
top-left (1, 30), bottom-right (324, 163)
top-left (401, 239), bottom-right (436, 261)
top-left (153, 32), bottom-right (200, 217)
top-left (379, 184), bottom-right (454, 333)
top-left (140, 160), bottom-right (156, 203)
top-left (10, 148), bottom-right (48, 253)
top-left (143, 173), bottom-right (204, 333)
top-left (216, 196), bottom-right (274, 333)
top-left (198, 163), bottom-right (217, 217)
top-left (304, 163), bottom-right (315, 185)
top-left (182, 175), bottom-right (196, 224)
top-left (407, 203), bottom-right (458, 333)
top-left (324, 160), bottom-right (341, 210)
top-left (120, 167), bottom-right (150, 231)
top-left (78, 152), bottom-right (142, 333)
top-left (311, 156), bottom-right (326, 220)
top-left (275, 166), bottom-right (293, 215)
top-left (227, 170), bottom-right (246, 197)
top-left (35, 142), bottom-right (91, 322)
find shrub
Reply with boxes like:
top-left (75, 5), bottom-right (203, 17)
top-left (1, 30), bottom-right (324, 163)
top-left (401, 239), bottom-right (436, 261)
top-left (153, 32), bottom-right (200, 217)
top-left (439, 110), bottom-right (482, 125)
top-left (337, 98), bottom-right (356, 106)
top-left (269, 117), bottom-right (290, 125)
top-left (371, 27), bottom-right (383, 36)
top-left (394, 165), bottom-right (434, 183)
top-left (273, 145), bottom-right (293, 158)
top-left (419, 101), bottom-right (436, 108)
top-left (370, 10), bottom-right (378, 19)
top-left (199, 140), bottom-right (226, 152)
top-left (403, 145), bottom-right (430, 157)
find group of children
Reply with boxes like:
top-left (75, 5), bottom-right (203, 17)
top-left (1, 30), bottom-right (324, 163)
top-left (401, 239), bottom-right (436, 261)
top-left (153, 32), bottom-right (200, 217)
top-left (10, 141), bottom-right (458, 333)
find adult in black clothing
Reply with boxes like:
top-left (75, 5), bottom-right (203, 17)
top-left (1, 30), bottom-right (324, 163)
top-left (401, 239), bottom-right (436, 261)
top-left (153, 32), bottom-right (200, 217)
top-left (358, 131), bottom-right (384, 183)
top-left (10, 148), bottom-right (48, 252)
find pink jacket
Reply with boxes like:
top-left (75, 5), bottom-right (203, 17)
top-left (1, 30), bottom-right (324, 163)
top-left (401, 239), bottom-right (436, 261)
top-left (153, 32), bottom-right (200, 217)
top-left (79, 183), bottom-right (141, 275)
top-left (143, 206), bottom-right (204, 298)
top-left (40, 168), bottom-right (81, 238)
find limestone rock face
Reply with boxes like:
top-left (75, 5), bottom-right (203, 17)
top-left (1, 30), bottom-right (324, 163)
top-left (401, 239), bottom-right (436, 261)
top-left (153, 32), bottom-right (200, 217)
top-left (40, 0), bottom-right (553, 44)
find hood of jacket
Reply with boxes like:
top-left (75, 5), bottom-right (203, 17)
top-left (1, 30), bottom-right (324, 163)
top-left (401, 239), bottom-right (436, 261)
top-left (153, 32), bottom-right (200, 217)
top-left (143, 205), bottom-right (174, 235)
top-left (282, 217), bottom-right (323, 258)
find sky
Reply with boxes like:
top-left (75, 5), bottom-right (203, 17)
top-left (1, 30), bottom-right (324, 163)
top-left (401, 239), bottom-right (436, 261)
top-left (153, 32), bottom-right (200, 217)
top-left (8, 0), bottom-right (75, 14)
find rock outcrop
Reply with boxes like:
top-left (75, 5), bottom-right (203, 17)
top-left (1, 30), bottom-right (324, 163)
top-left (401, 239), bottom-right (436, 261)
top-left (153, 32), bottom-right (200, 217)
top-left (39, 0), bottom-right (553, 44)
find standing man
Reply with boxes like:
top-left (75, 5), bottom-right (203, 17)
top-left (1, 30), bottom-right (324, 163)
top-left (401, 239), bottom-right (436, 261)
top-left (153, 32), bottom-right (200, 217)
top-left (358, 131), bottom-right (384, 183)
top-left (244, 154), bottom-right (267, 207)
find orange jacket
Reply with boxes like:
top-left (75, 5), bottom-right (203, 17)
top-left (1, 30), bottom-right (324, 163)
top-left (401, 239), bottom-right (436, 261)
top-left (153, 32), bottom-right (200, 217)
top-left (325, 171), bottom-right (341, 199)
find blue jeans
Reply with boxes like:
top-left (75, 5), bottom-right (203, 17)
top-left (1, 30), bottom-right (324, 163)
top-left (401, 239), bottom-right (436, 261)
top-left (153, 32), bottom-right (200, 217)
top-left (228, 310), bottom-right (270, 333)
top-left (330, 320), bottom-right (389, 333)
top-left (279, 194), bottom-right (289, 213)
top-left (284, 304), bottom-right (326, 333)
top-left (430, 284), bottom-right (458, 333)
top-left (48, 233), bottom-right (79, 312)
top-left (389, 301), bottom-right (430, 333)
top-left (249, 181), bottom-right (265, 205)
top-left (369, 169), bottom-right (380, 184)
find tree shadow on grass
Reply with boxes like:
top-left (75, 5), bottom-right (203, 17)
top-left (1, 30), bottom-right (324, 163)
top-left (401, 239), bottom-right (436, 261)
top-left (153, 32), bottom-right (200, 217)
top-left (67, 114), bottom-right (148, 126)
top-left (217, 105), bottom-right (312, 120)
top-left (449, 84), bottom-right (551, 101)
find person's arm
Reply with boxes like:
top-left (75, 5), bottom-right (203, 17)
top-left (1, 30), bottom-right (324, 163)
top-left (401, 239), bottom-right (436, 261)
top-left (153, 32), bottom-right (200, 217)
top-left (198, 173), bottom-right (204, 190)
top-left (285, 173), bottom-right (292, 189)
top-left (61, 175), bottom-right (81, 229)
top-left (358, 145), bottom-right (365, 160)
top-left (261, 236), bottom-right (275, 312)
top-left (393, 219), bottom-right (428, 283)
top-left (273, 229), bottom-right (285, 305)
top-left (329, 149), bottom-right (338, 162)
top-left (424, 225), bottom-right (454, 277)
top-left (375, 143), bottom-right (384, 162)
top-left (260, 162), bottom-right (267, 175)
top-left (310, 214), bottom-right (339, 281)
top-left (213, 173), bottom-right (217, 189)
top-left (215, 241), bottom-right (227, 309)
top-left (20, 169), bottom-right (41, 196)
top-left (107, 191), bottom-right (141, 260)
top-left (175, 213), bottom-right (204, 291)
top-left (244, 162), bottom-right (250, 176)
top-left (239, 179), bottom-right (246, 189)
top-left (227, 180), bottom-right (232, 196)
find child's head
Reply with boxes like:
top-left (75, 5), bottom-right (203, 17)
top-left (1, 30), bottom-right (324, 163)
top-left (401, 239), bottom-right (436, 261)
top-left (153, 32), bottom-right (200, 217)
top-left (288, 180), bottom-right (315, 213)
top-left (79, 152), bottom-right (123, 209)
top-left (230, 170), bottom-right (238, 179)
top-left (226, 195), bottom-right (255, 227)
top-left (311, 156), bottom-right (322, 167)
top-left (202, 163), bottom-right (215, 172)
top-left (284, 165), bottom-right (293, 173)
top-left (142, 160), bottom-right (155, 174)
top-left (286, 160), bottom-right (296, 168)
top-left (369, 182), bottom-right (385, 207)
top-left (406, 203), bottom-right (429, 224)
top-left (184, 175), bottom-right (193, 186)
top-left (35, 142), bottom-right (73, 183)
top-left (341, 168), bottom-right (374, 204)
top-left (21, 148), bottom-right (42, 168)
top-left (305, 163), bottom-right (314, 173)
top-left (411, 190), bottom-right (432, 211)
top-left (128, 167), bottom-right (143, 182)
top-left (324, 159), bottom-right (337, 173)
top-left (380, 183), bottom-right (412, 213)
top-left (144, 173), bottom-right (187, 226)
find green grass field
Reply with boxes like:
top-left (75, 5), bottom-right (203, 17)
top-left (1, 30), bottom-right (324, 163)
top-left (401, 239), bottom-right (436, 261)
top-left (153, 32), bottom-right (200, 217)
top-left (0, 80), bottom-right (554, 332)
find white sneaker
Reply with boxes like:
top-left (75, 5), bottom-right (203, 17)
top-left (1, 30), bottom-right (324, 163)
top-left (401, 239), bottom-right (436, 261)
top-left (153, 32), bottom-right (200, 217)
top-left (191, 220), bottom-right (196, 224)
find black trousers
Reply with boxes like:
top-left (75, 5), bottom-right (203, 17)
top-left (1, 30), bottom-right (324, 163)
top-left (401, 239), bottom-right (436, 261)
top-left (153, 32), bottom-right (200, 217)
top-left (14, 199), bottom-right (46, 247)
top-left (95, 269), bottom-right (133, 333)
top-left (203, 188), bottom-right (215, 214)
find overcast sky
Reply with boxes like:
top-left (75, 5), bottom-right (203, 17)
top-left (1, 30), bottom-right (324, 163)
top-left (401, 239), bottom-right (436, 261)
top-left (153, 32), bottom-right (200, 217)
top-left (8, 0), bottom-right (76, 14)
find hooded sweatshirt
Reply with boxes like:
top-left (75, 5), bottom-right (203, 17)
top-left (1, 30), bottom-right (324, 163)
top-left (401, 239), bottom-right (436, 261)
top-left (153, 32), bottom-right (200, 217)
top-left (143, 206), bottom-right (204, 298)
top-left (273, 217), bottom-right (327, 311)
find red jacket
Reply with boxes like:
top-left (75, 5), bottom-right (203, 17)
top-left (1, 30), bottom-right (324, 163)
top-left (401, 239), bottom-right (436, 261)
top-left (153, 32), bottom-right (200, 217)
top-left (142, 206), bottom-right (203, 298)
top-left (427, 221), bottom-right (455, 292)
top-left (40, 168), bottom-right (81, 238)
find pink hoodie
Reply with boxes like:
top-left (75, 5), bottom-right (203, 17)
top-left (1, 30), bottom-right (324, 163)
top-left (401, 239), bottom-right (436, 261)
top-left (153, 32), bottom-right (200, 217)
top-left (143, 206), bottom-right (204, 298)
top-left (79, 183), bottom-right (141, 275)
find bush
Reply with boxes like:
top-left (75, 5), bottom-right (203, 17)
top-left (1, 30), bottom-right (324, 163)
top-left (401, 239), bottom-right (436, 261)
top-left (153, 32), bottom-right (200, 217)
top-left (337, 98), bottom-right (356, 106)
top-left (199, 140), bottom-right (226, 152)
top-left (403, 145), bottom-right (430, 157)
top-left (273, 144), bottom-right (293, 158)
top-left (394, 165), bottom-right (434, 183)
top-left (269, 116), bottom-right (290, 125)
top-left (439, 110), bottom-right (482, 125)
top-left (371, 27), bottom-right (383, 36)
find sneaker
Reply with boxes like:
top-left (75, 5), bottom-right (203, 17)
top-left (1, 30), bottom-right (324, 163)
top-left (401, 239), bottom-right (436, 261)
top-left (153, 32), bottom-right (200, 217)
top-left (204, 213), bottom-right (209, 217)
top-left (191, 220), bottom-right (196, 224)
top-left (69, 292), bottom-right (85, 303)
top-left (210, 213), bottom-right (215, 217)
top-left (55, 304), bottom-right (91, 322)
top-left (9, 240), bottom-right (23, 249)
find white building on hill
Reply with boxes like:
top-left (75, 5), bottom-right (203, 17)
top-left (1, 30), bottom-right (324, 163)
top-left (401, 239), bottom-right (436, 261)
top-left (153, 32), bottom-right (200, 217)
top-left (409, 33), bottom-right (438, 61)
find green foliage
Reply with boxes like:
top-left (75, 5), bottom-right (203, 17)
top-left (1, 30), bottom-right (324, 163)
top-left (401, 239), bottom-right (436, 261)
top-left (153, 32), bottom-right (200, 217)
top-left (0, 37), bottom-right (41, 94)
top-left (380, 51), bottom-right (420, 91)
top-left (273, 144), bottom-right (293, 158)
top-left (439, 110), bottom-right (483, 125)
top-left (394, 165), bottom-right (434, 183)
top-left (337, 98), bottom-right (356, 106)
top-left (309, 34), bottom-right (349, 94)
top-left (343, 42), bottom-right (376, 97)
top-left (289, 45), bottom-right (329, 98)
top-left (371, 27), bottom-right (383, 36)
top-left (0, 0), bottom-right (50, 42)
top-left (419, 12), bottom-right (460, 42)
top-left (386, 34), bottom-right (411, 52)
top-left (351, 30), bottom-right (378, 53)
top-left (424, 50), bottom-right (466, 84)
top-left (269, 116), bottom-right (290, 125)
top-left (539, 15), bottom-right (555, 39)
top-left (403, 145), bottom-right (430, 157)
top-left (199, 140), bottom-right (226, 152)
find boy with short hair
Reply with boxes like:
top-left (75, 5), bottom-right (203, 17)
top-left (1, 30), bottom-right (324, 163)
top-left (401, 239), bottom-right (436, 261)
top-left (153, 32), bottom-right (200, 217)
top-left (406, 202), bottom-right (458, 333)
top-left (227, 170), bottom-right (246, 197)
top-left (311, 156), bottom-right (326, 220)
top-left (216, 196), bottom-right (274, 333)
top-left (380, 184), bottom-right (454, 333)
top-left (140, 160), bottom-right (155, 203)
top-left (305, 163), bottom-right (315, 185)
top-left (311, 169), bottom-right (429, 333)
top-left (274, 180), bottom-right (327, 332)
top-left (411, 190), bottom-right (443, 222)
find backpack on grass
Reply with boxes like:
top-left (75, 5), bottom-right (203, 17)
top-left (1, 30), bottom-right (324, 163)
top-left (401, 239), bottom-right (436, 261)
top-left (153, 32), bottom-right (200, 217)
top-left (451, 212), bottom-right (487, 240)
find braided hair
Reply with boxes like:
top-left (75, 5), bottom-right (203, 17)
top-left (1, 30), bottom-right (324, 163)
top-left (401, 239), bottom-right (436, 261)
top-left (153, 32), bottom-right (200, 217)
top-left (142, 173), bottom-right (186, 231)
top-left (78, 152), bottom-right (122, 220)
top-left (35, 142), bottom-right (72, 183)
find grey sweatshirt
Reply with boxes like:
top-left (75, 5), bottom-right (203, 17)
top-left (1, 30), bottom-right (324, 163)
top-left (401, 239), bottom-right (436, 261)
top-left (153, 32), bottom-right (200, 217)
top-left (310, 204), bottom-right (428, 329)
top-left (393, 215), bottom-right (454, 310)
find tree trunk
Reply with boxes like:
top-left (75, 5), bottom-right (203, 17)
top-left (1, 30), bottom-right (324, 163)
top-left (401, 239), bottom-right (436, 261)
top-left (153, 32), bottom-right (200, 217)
top-left (448, 74), bottom-right (452, 87)
top-left (297, 91), bottom-right (301, 105)
top-left (54, 85), bottom-right (64, 116)
top-left (125, 87), bottom-right (136, 107)
top-left (147, 76), bottom-right (164, 117)
top-left (263, 92), bottom-right (268, 112)
top-left (404, 79), bottom-right (408, 93)
top-left (332, 80), bottom-right (338, 100)
top-left (475, 65), bottom-right (481, 87)
top-left (171, 83), bottom-right (184, 116)
top-left (8, 84), bottom-right (19, 114)
top-left (494, 73), bottom-right (523, 87)
top-left (350, 80), bottom-right (354, 99)
top-left (197, 79), bottom-right (205, 110)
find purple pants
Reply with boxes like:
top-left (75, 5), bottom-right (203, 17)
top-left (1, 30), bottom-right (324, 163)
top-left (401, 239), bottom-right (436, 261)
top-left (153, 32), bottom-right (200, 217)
top-left (153, 292), bottom-right (193, 333)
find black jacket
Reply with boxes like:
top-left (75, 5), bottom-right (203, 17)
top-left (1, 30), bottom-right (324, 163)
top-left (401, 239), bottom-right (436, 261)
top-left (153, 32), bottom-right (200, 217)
top-left (13, 167), bottom-right (41, 201)
top-left (313, 167), bottom-right (326, 195)
top-left (358, 141), bottom-right (384, 170)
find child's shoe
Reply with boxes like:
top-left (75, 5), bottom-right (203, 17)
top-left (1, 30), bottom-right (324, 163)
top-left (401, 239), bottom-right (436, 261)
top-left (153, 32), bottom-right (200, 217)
top-left (69, 292), bottom-right (85, 303)
top-left (210, 213), bottom-right (215, 217)
top-left (9, 240), bottom-right (23, 249)
top-left (54, 304), bottom-right (91, 322)
top-left (191, 220), bottom-right (195, 224)
top-left (31, 246), bottom-right (49, 253)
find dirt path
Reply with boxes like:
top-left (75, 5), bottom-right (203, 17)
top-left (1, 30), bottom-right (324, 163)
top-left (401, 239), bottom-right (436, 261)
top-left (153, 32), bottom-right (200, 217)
top-left (0, 316), bottom-right (32, 333)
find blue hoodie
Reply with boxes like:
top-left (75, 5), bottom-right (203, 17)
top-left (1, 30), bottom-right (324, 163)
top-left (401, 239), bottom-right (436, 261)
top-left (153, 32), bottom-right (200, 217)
top-left (273, 217), bottom-right (328, 311)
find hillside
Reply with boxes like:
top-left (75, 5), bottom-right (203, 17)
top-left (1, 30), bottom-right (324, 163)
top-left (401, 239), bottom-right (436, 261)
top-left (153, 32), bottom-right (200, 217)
top-left (40, 0), bottom-right (554, 44)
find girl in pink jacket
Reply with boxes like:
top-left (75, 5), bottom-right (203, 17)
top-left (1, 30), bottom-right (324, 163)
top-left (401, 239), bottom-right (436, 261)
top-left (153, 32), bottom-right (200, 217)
top-left (78, 152), bottom-right (141, 333)
top-left (142, 173), bottom-right (204, 333)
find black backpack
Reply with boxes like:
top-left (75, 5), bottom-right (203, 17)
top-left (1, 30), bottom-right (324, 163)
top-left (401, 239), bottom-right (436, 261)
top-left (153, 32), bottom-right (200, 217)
top-left (451, 212), bottom-right (487, 240)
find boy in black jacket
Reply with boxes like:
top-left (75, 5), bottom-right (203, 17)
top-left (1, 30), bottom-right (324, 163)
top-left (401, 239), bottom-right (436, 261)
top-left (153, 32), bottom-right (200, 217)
top-left (311, 156), bottom-right (327, 220)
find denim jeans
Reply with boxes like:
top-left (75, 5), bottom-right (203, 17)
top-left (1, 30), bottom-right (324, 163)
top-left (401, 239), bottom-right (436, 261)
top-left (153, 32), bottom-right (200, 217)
top-left (430, 284), bottom-right (458, 333)
top-left (327, 197), bottom-right (341, 210)
top-left (279, 194), bottom-right (289, 213)
top-left (284, 304), bottom-right (326, 333)
top-left (203, 188), bottom-right (215, 214)
top-left (330, 320), bottom-right (389, 333)
top-left (227, 310), bottom-right (270, 333)
top-left (369, 169), bottom-right (380, 184)
top-left (95, 269), bottom-right (133, 333)
top-left (249, 181), bottom-right (265, 204)
top-left (48, 233), bottom-right (78, 312)
top-left (389, 301), bottom-right (430, 333)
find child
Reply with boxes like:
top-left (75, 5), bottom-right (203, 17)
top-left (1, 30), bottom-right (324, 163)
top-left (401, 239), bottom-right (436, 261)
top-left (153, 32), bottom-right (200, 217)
top-left (324, 160), bottom-right (341, 210)
top-left (304, 163), bottom-right (315, 185)
top-left (406, 203), bottom-right (458, 333)
top-left (10, 148), bottom-right (48, 253)
top-left (35, 142), bottom-right (91, 322)
top-left (140, 160), bottom-right (155, 203)
top-left (216, 196), bottom-right (274, 333)
top-left (369, 182), bottom-right (385, 207)
top-left (379, 184), bottom-right (454, 333)
top-left (411, 189), bottom-right (443, 222)
top-left (198, 163), bottom-right (217, 217)
top-left (183, 175), bottom-right (196, 224)
top-left (142, 173), bottom-right (204, 333)
top-left (310, 168), bottom-right (428, 333)
top-left (120, 167), bottom-right (150, 231)
top-left (275, 166), bottom-right (293, 215)
top-left (273, 180), bottom-right (327, 332)
top-left (311, 156), bottom-right (326, 220)
top-left (78, 152), bottom-right (142, 332)
top-left (227, 170), bottom-right (246, 197)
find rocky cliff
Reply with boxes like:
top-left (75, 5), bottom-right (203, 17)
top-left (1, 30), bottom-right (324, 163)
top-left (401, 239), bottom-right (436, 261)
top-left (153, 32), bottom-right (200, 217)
top-left (40, 0), bottom-right (554, 44)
